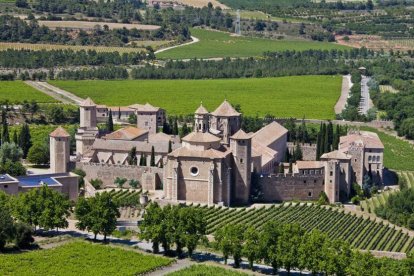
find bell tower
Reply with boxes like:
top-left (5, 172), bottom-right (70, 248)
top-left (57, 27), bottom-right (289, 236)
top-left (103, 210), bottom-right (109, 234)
top-left (50, 126), bottom-right (70, 173)
top-left (194, 103), bottom-right (209, 133)
top-left (75, 98), bottom-right (99, 156)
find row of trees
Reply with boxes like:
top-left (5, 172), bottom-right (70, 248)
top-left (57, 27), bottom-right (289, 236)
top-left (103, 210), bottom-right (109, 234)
top-left (316, 122), bottom-right (347, 160)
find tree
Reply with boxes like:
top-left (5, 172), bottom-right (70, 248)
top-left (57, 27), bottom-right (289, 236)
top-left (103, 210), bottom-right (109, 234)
top-left (46, 105), bottom-right (66, 124)
top-left (298, 229), bottom-right (328, 274)
top-left (261, 221), bottom-right (281, 274)
top-left (294, 143), bottom-right (303, 161)
top-left (168, 140), bottom-right (172, 153)
top-left (317, 191), bottom-right (329, 205)
top-left (127, 147), bottom-right (137, 165)
top-left (0, 208), bottom-right (15, 251)
top-left (129, 179), bottom-right (140, 189)
top-left (114, 177), bottom-right (127, 188)
top-left (139, 202), bottom-right (164, 253)
top-left (75, 192), bottom-right (120, 241)
top-left (346, 251), bottom-right (376, 276)
top-left (0, 142), bottom-right (22, 164)
top-left (14, 222), bottom-right (34, 249)
top-left (215, 224), bottom-right (244, 267)
top-left (107, 109), bottom-right (114, 132)
top-left (150, 146), bottom-right (156, 167)
top-left (324, 238), bottom-right (352, 276)
top-left (1, 110), bottom-right (9, 144)
top-left (180, 207), bottom-right (206, 256)
top-left (242, 226), bottom-right (261, 270)
top-left (12, 130), bottom-right (18, 145)
top-left (277, 223), bottom-right (304, 274)
top-left (27, 143), bottom-right (49, 165)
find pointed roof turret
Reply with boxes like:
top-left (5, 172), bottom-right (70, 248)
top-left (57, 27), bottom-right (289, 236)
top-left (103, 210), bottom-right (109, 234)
top-left (211, 100), bottom-right (240, 117)
top-left (195, 103), bottom-right (209, 115)
top-left (230, 129), bottom-right (251, 140)
top-left (80, 97), bottom-right (96, 107)
top-left (50, 126), bottom-right (70, 138)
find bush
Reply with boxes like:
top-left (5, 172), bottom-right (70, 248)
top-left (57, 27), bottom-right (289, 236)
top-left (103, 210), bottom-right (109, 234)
top-left (351, 195), bottom-right (360, 205)
top-left (0, 161), bottom-right (26, 176)
top-left (14, 222), bottom-right (34, 249)
top-left (89, 179), bottom-right (103, 190)
top-left (27, 143), bottom-right (50, 165)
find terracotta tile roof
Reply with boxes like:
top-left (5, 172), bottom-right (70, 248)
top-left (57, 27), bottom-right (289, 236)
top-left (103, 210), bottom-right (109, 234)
top-left (296, 161), bottom-right (325, 170)
top-left (103, 126), bottom-right (148, 141)
top-left (211, 100), bottom-right (240, 117)
top-left (320, 150), bottom-right (351, 160)
top-left (231, 129), bottom-right (252, 140)
top-left (128, 103), bottom-right (160, 112)
top-left (148, 132), bottom-right (173, 143)
top-left (107, 106), bottom-right (135, 112)
top-left (50, 126), bottom-right (70, 138)
top-left (182, 132), bottom-right (221, 143)
top-left (339, 131), bottom-right (384, 150)
top-left (80, 97), bottom-right (96, 107)
top-left (92, 139), bottom-right (178, 153)
top-left (195, 104), bottom-right (209, 115)
top-left (252, 143), bottom-right (277, 167)
top-left (169, 146), bottom-right (231, 159)
top-left (252, 121), bottom-right (288, 147)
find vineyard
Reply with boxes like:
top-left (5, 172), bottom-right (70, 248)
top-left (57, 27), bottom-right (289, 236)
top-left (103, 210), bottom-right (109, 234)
top-left (195, 203), bottom-right (414, 253)
top-left (0, 41), bottom-right (169, 53)
top-left (107, 189), bottom-right (143, 219)
top-left (360, 171), bottom-right (414, 214)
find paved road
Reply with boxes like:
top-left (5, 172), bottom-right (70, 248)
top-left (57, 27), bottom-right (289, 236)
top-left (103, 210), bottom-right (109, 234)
top-left (25, 81), bottom-right (84, 105)
top-left (359, 76), bottom-right (373, 115)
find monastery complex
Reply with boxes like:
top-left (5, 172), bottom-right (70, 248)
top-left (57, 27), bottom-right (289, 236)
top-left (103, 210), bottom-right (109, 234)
top-left (46, 98), bottom-right (384, 206)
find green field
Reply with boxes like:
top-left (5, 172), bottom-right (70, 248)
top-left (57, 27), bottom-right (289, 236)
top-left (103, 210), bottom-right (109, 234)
top-left (0, 241), bottom-right (172, 275)
top-left (167, 264), bottom-right (249, 276)
top-left (0, 81), bottom-right (56, 103)
top-left (196, 203), bottom-right (414, 253)
top-left (50, 75), bottom-right (341, 118)
top-left (157, 28), bottom-right (350, 59)
top-left (361, 127), bottom-right (414, 171)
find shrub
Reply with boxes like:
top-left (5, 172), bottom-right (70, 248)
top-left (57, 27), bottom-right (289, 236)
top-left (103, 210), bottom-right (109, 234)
top-left (14, 222), bottom-right (34, 249)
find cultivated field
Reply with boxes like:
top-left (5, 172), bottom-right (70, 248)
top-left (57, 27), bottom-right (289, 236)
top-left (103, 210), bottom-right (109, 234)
top-left (37, 20), bottom-right (160, 30)
top-left (167, 264), bottom-right (248, 276)
top-left (174, 0), bottom-right (228, 8)
top-left (0, 240), bottom-right (173, 275)
top-left (195, 203), bottom-right (414, 253)
top-left (361, 127), bottom-right (414, 171)
top-left (157, 28), bottom-right (350, 59)
top-left (50, 75), bottom-right (342, 118)
top-left (0, 81), bottom-right (56, 103)
top-left (337, 35), bottom-right (414, 52)
top-left (0, 41), bottom-right (169, 53)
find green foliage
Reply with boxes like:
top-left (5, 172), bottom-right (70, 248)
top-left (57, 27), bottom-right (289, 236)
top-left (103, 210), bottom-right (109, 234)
top-left (0, 142), bottom-right (22, 163)
top-left (215, 224), bottom-right (244, 266)
top-left (317, 191), bottom-right (329, 205)
top-left (158, 28), bottom-right (348, 59)
top-left (27, 142), bottom-right (49, 165)
top-left (0, 207), bottom-right (15, 251)
top-left (0, 241), bottom-right (172, 275)
top-left (114, 177), bottom-right (127, 188)
top-left (166, 264), bottom-right (248, 276)
top-left (14, 222), bottom-right (34, 249)
top-left (72, 168), bottom-right (86, 188)
top-left (107, 109), bottom-right (114, 132)
top-left (75, 192), bottom-right (120, 241)
top-left (89, 178), bottom-right (103, 189)
top-left (127, 147), bottom-right (137, 165)
top-left (19, 123), bottom-right (32, 158)
top-left (50, 75), bottom-right (342, 119)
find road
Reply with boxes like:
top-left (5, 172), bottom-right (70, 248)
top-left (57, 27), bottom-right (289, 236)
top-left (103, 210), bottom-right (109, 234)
top-left (155, 36), bottom-right (200, 54)
top-left (359, 76), bottom-right (373, 115)
top-left (25, 81), bottom-right (84, 105)
top-left (335, 75), bottom-right (352, 114)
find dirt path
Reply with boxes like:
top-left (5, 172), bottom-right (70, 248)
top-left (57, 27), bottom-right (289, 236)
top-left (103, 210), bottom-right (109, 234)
top-left (155, 36), bottom-right (199, 55)
top-left (335, 75), bottom-right (352, 114)
top-left (25, 81), bottom-right (84, 105)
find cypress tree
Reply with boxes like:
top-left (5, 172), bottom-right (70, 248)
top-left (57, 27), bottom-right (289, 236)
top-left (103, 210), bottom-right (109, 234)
top-left (12, 130), bottom-right (18, 145)
top-left (278, 163), bottom-right (284, 174)
top-left (2, 110), bottom-right (9, 144)
top-left (19, 124), bottom-right (32, 159)
top-left (327, 121), bottom-right (334, 149)
top-left (316, 132), bottom-right (322, 161)
top-left (294, 143), bottom-right (303, 161)
top-left (333, 125), bottom-right (340, 150)
top-left (118, 107), bottom-right (121, 120)
top-left (150, 146), bottom-right (155, 167)
top-left (107, 109), bottom-right (114, 132)
top-left (324, 123), bottom-right (330, 153)
top-left (173, 119), bottom-right (179, 135)
top-left (142, 154), bottom-right (147, 166)
top-left (128, 147), bottom-right (137, 165)
top-left (288, 161), bottom-right (293, 174)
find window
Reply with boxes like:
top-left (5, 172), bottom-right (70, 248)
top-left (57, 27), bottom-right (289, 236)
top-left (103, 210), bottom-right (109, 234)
top-left (308, 192), bottom-right (312, 197)
top-left (4, 185), bottom-right (8, 189)
top-left (314, 180), bottom-right (317, 184)
top-left (190, 166), bottom-right (199, 176)
top-left (330, 180), bottom-right (332, 183)
top-left (303, 180), bottom-right (307, 184)
top-left (240, 158), bottom-right (243, 164)
top-left (368, 156), bottom-right (371, 161)
top-left (330, 171), bottom-right (333, 176)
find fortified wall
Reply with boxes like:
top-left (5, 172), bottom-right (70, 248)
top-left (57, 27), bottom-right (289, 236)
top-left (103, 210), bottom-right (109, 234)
top-left (258, 173), bottom-right (325, 202)
top-left (287, 142), bottom-right (317, 161)
top-left (76, 162), bottom-right (163, 190)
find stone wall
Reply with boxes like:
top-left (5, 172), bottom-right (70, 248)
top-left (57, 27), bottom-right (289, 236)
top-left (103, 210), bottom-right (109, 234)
top-left (287, 142), bottom-right (317, 161)
top-left (259, 173), bottom-right (325, 202)
top-left (77, 162), bottom-right (163, 191)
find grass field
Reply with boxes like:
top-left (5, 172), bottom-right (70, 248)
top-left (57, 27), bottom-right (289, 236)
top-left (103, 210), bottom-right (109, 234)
top-left (166, 264), bottom-right (248, 276)
top-left (0, 41), bottom-right (169, 53)
top-left (50, 75), bottom-right (342, 118)
top-left (0, 81), bottom-right (56, 103)
top-left (0, 241), bottom-right (173, 275)
top-left (157, 28), bottom-right (350, 59)
top-left (38, 20), bottom-right (160, 30)
top-left (361, 127), bottom-right (414, 171)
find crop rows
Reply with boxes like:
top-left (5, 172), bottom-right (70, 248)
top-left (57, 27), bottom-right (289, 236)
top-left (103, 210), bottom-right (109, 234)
top-left (107, 189), bottom-right (142, 219)
top-left (196, 203), bottom-right (413, 253)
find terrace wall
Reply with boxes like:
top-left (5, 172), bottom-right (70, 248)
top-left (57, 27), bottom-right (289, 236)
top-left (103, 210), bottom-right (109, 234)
top-left (259, 173), bottom-right (325, 202)
top-left (77, 162), bottom-right (163, 191)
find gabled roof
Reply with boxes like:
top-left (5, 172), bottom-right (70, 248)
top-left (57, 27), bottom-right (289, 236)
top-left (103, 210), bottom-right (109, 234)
top-left (339, 131), bottom-right (384, 150)
top-left (211, 100), bottom-right (240, 117)
top-left (320, 150), bottom-right (351, 160)
top-left (103, 126), bottom-right (148, 141)
top-left (182, 132), bottom-right (221, 144)
top-left (252, 121), bottom-right (288, 147)
top-left (129, 103), bottom-right (160, 112)
top-left (168, 146), bottom-right (231, 159)
top-left (296, 161), bottom-right (325, 170)
top-left (50, 126), bottom-right (70, 138)
top-left (230, 129), bottom-right (251, 140)
top-left (195, 104), bottom-right (209, 115)
top-left (80, 97), bottom-right (96, 107)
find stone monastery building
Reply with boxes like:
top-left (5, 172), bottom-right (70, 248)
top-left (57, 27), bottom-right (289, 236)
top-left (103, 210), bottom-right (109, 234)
top-left (55, 98), bottom-right (384, 206)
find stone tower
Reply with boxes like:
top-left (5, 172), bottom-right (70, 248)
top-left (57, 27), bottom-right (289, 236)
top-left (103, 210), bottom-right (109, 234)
top-left (50, 126), bottom-right (70, 173)
top-left (75, 98), bottom-right (99, 156)
top-left (194, 103), bottom-right (209, 133)
top-left (230, 129), bottom-right (252, 204)
top-left (210, 100), bottom-right (241, 144)
top-left (324, 160), bottom-right (340, 203)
